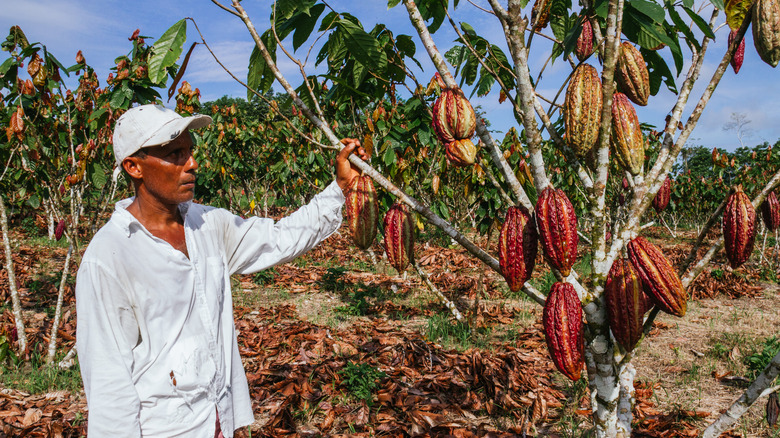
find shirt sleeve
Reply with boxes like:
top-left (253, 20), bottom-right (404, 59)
top-left (223, 180), bottom-right (345, 275)
top-left (75, 260), bottom-right (142, 437)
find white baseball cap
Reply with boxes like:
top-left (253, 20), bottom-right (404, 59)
top-left (112, 104), bottom-right (212, 166)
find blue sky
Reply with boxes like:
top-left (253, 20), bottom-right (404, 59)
top-left (2, 0), bottom-right (779, 153)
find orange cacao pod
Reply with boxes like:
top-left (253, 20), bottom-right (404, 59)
top-left (605, 258), bottom-right (645, 352)
top-left (383, 203), bottom-right (415, 273)
top-left (432, 88), bottom-right (476, 144)
top-left (652, 175), bottom-right (672, 213)
top-left (445, 138), bottom-right (477, 167)
top-left (753, 0), bottom-right (780, 67)
top-left (543, 282), bottom-right (584, 381)
top-left (575, 18), bottom-right (595, 62)
top-left (532, 0), bottom-right (552, 30)
top-left (498, 206), bottom-right (539, 292)
top-left (535, 187), bottom-right (578, 277)
top-left (628, 236), bottom-right (687, 317)
top-left (610, 92), bottom-right (644, 176)
top-left (345, 175), bottom-right (378, 250)
top-left (615, 42), bottom-right (650, 106)
top-left (761, 191), bottom-right (780, 231)
top-left (564, 64), bottom-right (602, 158)
top-left (723, 186), bottom-right (757, 268)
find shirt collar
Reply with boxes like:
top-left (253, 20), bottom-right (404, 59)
top-left (111, 198), bottom-right (193, 237)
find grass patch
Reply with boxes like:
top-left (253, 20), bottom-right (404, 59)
top-left (0, 353), bottom-right (82, 394)
top-left (338, 361), bottom-right (386, 406)
top-left (425, 313), bottom-right (492, 351)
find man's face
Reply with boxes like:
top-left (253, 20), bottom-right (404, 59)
top-left (130, 132), bottom-right (199, 205)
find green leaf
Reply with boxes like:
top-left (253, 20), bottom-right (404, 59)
top-left (682, 6), bottom-right (716, 39)
top-left (337, 20), bottom-right (386, 71)
top-left (90, 162), bottom-right (107, 189)
top-left (623, 6), bottom-right (675, 51)
top-left (27, 194), bottom-right (40, 209)
top-left (383, 145), bottom-right (396, 166)
top-left (0, 57), bottom-right (15, 75)
top-left (642, 49), bottom-right (677, 94)
top-left (667, 0), bottom-right (701, 52)
top-left (148, 19), bottom-right (187, 85)
top-left (627, 0), bottom-right (666, 22)
top-left (710, 0), bottom-right (725, 10)
top-left (247, 32), bottom-right (277, 99)
top-left (388, 0), bottom-right (402, 7)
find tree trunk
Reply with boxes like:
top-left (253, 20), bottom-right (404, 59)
top-left (46, 242), bottom-right (73, 365)
top-left (0, 195), bottom-right (28, 355)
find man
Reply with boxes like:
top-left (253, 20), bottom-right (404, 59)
top-left (75, 104), bottom-right (366, 437)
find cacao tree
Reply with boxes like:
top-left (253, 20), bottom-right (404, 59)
top-left (175, 0), bottom-right (780, 435)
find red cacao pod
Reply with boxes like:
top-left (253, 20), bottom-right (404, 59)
top-left (535, 187), bottom-right (579, 277)
top-left (445, 138), bottom-right (477, 167)
top-left (543, 282), bottom-right (584, 381)
top-left (652, 175), bottom-right (672, 213)
top-left (498, 206), bottom-right (539, 292)
top-left (615, 42), bottom-right (650, 106)
top-left (605, 258), bottom-right (645, 352)
top-left (767, 391), bottom-right (780, 426)
top-left (610, 92), bottom-right (644, 176)
top-left (564, 64), bottom-right (602, 158)
top-left (345, 175), bottom-right (378, 250)
top-left (575, 18), bottom-right (595, 61)
top-left (761, 190), bottom-right (780, 231)
top-left (729, 30), bottom-right (746, 74)
top-left (55, 220), bottom-right (66, 241)
top-left (753, 0), bottom-right (780, 67)
top-left (723, 186), bottom-right (757, 268)
top-left (383, 203), bottom-right (415, 273)
top-left (628, 236), bottom-right (687, 317)
top-left (432, 88), bottom-right (476, 144)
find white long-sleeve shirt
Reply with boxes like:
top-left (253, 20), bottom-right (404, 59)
top-left (76, 181), bottom-right (345, 437)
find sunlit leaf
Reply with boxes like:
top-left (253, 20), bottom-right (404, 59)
top-left (725, 0), bottom-right (753, 30)
top-left (148, 19), bottom-right (187, 84)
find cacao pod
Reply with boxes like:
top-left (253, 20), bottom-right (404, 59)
top-left (729, 30), bottom-right (746, 74)
top-left (753, 0), bottom-right (780, 67)
top-left (575, 18), bottom-right (595, 61)
top-left (605, 258), bottom-right (645, 352)
top-left (543, 282), bottom-right (584, 381)
top-left (498, 206), bottom-right (539, 292)
top-left (432, 88), bottom-right (477, 144)
top-left (564, 64), bottom-right (602, 158)
top-left (723, 186), bottom-right (757, 268)
top-left (610, 92), bottom-right (645, 175)
top-left (652, 175), bottom-right (672, 213)
top-left (532, 0), bottom-right (552, 30)
top-left (383, 203), bottom-right (415, 273)
top-left (767, 391), bottom-right (780, 426)
top-left (55, 220), bottom-right (66, 242)
top-left (345, 175), bottom-right (378, 250)
top-left (445, 138), bottom-right (478, 167)
top-left (760, 190), bottom-right (780, 231)
top-left (535, 186), bottom-right (578, 277)
top-left (628, 236), bottom-right (687, 317)
top-left (615, 42), bottom-right (650, 106)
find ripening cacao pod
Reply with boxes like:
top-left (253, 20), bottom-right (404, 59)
top-left (543, 282), bottom-right (584, 381)
top-left (575, 18), bottom-right (595, 61)
top-left (532, 0), bottom-right (552, 30)
top-left (767, 391), bottom-right (780, 426)
top-left (753, 0), bottom-right (780, 67)
top-left (628, 236), bottom-right (687, 317)
top-left (653, 175), bottom-right (672, 213)
top-left (564, 64), bottom-right (602, 158)
top-left (345, 175), bottom-right (378, 250)
top-left (615, 42), bottom-right (650, 106)
top-left (761, 191), bottom-right (780, 231)
top-left (610, 92), bottom-right (645, 176)
top-left (723, 186), bottom-right (757, 268)
top-left (383, 203), bottom-right (415, 273)
top-left (432, 88), bottom-right (477, 144)
top-left (445, 138), bottom-right (478, 167)
top-left (55, 220), bottom-right (66, 241)
top-left (729, 30), bottom-right (746, 74)
top-left (605, 258), bottom-right (645, 352)
top-left (536, 187), bottom-right (579, 277)
top-left (498, 206), bottom-right (539, 292)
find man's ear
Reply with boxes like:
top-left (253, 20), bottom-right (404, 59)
top-left (123, 156), bottom-right (143, 180)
